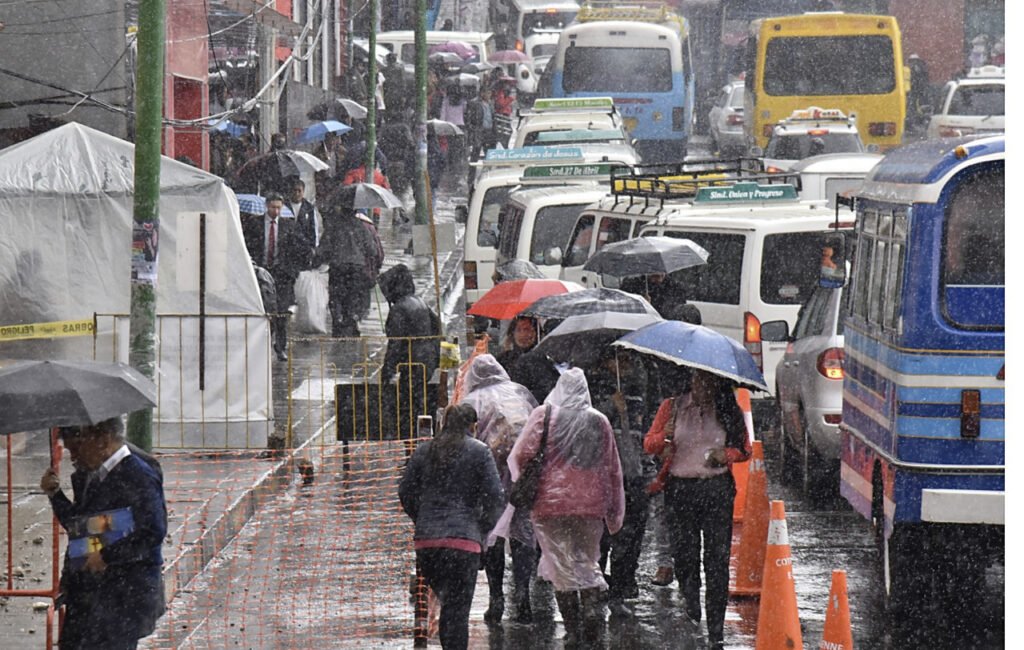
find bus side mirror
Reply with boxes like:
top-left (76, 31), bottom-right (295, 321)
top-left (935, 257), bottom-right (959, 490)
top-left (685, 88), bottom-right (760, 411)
top-left (478, 231), bottom-right (498, 248)
top-left (866, 144), bottom-right (880, 153)
top-left (820, 236), bottom-right (847, 288)
top-left (750, 146), bottom-right (764, 157)
top-left (455, 204), bottom-right (468, 223)
top-left (544, 246), bottom-right (563, 265)
top-left (601, 274), bottom-right (621, 289)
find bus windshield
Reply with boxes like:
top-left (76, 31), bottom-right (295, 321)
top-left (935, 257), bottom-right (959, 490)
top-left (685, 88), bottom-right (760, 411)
top-left (563, 47), bottom-right (673, 93)
top-left (949, 84), bottom-right (1005, 115)
top-left (764, 36), bottom-right (895, 95)
top-left (530, 204), bottom-right (591, 264)
top-left (522, 11), bottom-right (575, 36)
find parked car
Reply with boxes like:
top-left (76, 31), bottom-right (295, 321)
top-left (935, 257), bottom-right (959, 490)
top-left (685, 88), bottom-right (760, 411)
top-left (926, 65), bottom-right (1005, 139)
top-left (708, 81), bottom-right (745, 156)
top-left (762, 273), bottom-right (849, 497)
top-left (760, 107), bottom-right (866, 172)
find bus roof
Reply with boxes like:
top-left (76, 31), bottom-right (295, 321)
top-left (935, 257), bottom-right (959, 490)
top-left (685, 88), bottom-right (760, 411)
top-left (750, 12), bottom-right (899, 33)
top-left (859, 135), bottom-right (1004, 201)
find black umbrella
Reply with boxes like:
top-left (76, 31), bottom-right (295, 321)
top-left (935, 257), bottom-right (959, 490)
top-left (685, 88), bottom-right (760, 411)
top-left (0, 360), bottom-right (157, 435)
top-left (533, 311), bottom-right (663, 368)
top-left (582, 236), bottom-right (709, 277)
top-left (232, 150), bottom-right (305, 194)
top-left (494, 259), bottom-right (547, 283)
top-left (520, 287), bottom-right (660, 319)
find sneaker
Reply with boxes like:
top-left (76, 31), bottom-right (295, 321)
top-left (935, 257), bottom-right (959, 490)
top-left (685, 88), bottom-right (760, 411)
top-left (651, 566), bottom-right (675, 586)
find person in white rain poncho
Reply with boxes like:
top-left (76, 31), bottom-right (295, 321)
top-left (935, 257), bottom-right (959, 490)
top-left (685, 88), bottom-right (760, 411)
top-left (505, 368), bottom-right (625, 648)
top-left (457, 354), bottom-right (539, 624)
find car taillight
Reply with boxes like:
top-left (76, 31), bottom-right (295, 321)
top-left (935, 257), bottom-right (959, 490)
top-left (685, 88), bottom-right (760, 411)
top-left (743, 312), bottom-right (762, 371)
top-left (762, 124), bottom-right (775, 137)
top-left (515, 39), bottom-right (524, 52)
top-left (939, 125), bottom-right (973, 137)
top-left (727, 114), bottom-right (744, 126)
top-left (766, 165), bottom-right (783, 173)
top-left (868, 122), bottom-right (897, 136)
top-left (464, 261), bottom-right (478, 290)
top-left (673, 107), bottom-right (685, 130)
top-left (961, 389), bottom-right (981, 438)
top-left (817, 347), bottom-right (845, 380)
top-left (824, 414), bottom-right (842, 424)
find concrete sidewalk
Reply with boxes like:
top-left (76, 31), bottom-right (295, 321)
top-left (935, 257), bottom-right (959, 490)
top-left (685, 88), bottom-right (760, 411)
top-left (0, 191), bottom-right (467, 648)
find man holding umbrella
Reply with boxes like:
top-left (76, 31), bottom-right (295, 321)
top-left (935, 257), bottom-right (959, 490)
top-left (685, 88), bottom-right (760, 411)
top-left (40, 417), bottom-right (167, 649)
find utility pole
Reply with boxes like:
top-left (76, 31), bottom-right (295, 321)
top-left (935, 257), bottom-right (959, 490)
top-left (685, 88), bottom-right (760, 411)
top-left (413, 0), bottom-right (428, 226)
top-left (365, 0), bottom-right (377, 174)
top-left (128, 0), bottom-right (166, 451)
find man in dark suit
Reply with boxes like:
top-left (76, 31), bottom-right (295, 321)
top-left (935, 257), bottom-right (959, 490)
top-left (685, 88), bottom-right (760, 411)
top-left (241, 192), bottom-right (312, 361)
top-left (285, 177), bottom-right (320, 255)
top-left (40, 417), bottom-right (167, 650)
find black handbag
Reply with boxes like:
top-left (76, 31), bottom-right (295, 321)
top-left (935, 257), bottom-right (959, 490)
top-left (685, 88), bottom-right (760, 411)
top-left (508, 405), bottom-right (551, 510)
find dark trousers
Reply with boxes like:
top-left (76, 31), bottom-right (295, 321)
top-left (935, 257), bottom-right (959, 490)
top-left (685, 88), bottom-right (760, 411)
top-left (664, 472), bottom-right (735, 644)
top-left (601, 476), bottom-right (651, 598)
top-left (417, 548), bottom-right (480, 650)
top-left (327, 267), bottom-right (372, 337)
top-left (270, 270), bottom-right (296, 353)
top-left (483, 537), bottom-right (538, 601)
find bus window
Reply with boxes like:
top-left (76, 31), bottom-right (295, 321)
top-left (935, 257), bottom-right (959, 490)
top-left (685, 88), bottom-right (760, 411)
top-left (529, 204), bottom-right (590, 265)
top-left (760, 233), bottom-right (830, 305)
top-left (943, 167), bottom-right (1005, 287)
top-left (522, 11), bottom-right (574, 36)
top-left (596, 217), bottom-right (632, 252)
top-left (563, 47), bottom-right (673, 93)
top-left (764, 36), bottom-right (895, 96)
top-left (499, 205), bottom-right (526, 259)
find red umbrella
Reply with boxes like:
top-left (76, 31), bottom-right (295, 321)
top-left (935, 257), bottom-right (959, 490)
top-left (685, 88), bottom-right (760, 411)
top-left (467, 279), bottom-right (583, 320)
top-left (489, 50), bottom-right (531, 64)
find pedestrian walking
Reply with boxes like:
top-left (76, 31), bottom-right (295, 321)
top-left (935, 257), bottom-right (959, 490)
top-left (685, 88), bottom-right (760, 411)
top-left (399, 404), bottom-right (505, 650)
top-left (506, 368), bottom-right (625, 648)
top-left (465, 85), bottom-right (497, 162)
top-left (314, 186), bottom-right (383, 337)
top-left (285, 177), bottom-right (321, 250)
top-left (378, 264), bottom-right (443, 411)
top-left (382, 52), bottom-right (407, 122)
top-left (457, 354), bottom-right (539, 625)
top-left (588, 350), bottom-right (654, 610)
top-left (495, 316), bottom-right (538, 374)
top-left (40, 417), bottom-right (167, 650)
top-left (642, 369), bottom-right (751, 650)
top-left (241, 192), bottom-right (313, 361)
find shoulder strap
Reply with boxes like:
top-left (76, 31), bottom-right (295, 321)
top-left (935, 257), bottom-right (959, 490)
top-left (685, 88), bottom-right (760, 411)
top-left (538, 404), bottom-right (552, 457)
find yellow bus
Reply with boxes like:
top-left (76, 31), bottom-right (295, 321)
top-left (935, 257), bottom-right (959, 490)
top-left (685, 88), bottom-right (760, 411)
top-left (742, 13), bottom-right (908, 151)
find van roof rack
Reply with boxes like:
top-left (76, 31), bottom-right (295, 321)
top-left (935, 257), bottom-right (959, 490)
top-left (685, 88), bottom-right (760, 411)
top-left (609, 157), bottom-right (801, 207)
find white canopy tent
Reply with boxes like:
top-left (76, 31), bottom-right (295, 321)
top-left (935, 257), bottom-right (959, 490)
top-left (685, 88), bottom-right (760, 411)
top-left (0, 123), bottom-right (272, 449)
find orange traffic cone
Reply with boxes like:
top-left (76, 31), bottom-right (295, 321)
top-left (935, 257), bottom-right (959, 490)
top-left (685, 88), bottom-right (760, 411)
top-left (754, 500), bottom-right (803, 650)
top-left (730, 440), bottom-right (769, 597)
top-left (732, 388), bottom-right (755, 521)
top-left (820, 570), bottom-right (854, 650)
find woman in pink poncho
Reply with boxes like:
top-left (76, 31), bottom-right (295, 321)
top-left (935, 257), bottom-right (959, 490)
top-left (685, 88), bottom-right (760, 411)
top-left (506, 367), bottom-right (625, 648)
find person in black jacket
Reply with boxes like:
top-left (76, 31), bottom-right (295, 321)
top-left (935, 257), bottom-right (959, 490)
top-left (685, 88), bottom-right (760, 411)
top-left (40, 417), bottom-right (167, 650)
top-left (399, 404), bottom-right (504, 650)
top-left (379, 264), bottom-right (442, 421)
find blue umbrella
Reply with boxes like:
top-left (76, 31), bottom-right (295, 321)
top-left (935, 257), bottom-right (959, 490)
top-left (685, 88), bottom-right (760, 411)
top-left (234, 193), bottom-right (266, 215)
top-left (294, 120), bottom-right (352, 145)
top-left (208, 119), bottom-right (248, 137)
top-left (613, 320), bottom-right (768, 392)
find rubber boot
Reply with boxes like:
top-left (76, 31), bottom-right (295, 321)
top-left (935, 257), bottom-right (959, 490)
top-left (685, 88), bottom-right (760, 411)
top-left (484, 592), bottom-right (504, 626)
top-left (513, 590), bottom-right (533, 624)
top-left (555, 590), bottom-right (582, 649)
top-left (580, 587), bottom-right (607, 648)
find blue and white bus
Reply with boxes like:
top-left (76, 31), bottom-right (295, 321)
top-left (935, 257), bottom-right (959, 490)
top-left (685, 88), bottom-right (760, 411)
top-left (838, 135), bottom-right (1004, 613)
top-left (546, 1), bottom-right (695, 162)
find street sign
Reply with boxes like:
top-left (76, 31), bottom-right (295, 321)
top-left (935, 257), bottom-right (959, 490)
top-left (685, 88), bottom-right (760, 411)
top-left (531, 97), bottom-right (615, 111)
top-left (695, 182), bottom-right (799, 203)
top-left (484, 146), bottom-right (585, 162)
top-left (522, 163), bottom-right (615, 179)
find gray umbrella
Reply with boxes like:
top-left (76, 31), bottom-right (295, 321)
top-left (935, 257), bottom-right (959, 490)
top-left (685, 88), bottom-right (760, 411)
top-left (521, 288), bottom-right (659, 319)
top-left (582, 236), bottom-right (709, 277)
top-left (533, 311), bottom-right (663, 368)
top-left (0, 359), bottom-right (157, 434)
top-left (427, 119), bottom-right (464, 137)
top-left (338, 183), bottom-right (404, 211)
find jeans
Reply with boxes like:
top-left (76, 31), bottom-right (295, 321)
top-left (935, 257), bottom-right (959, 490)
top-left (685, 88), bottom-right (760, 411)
top-left (664, 472), bottom-right (735, 644)
top-left (417, 547), bottom-right (480, 650)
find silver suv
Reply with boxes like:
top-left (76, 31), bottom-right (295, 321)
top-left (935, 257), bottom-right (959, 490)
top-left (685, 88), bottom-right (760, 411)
top-left (762, 280), bottom-right (848, 497)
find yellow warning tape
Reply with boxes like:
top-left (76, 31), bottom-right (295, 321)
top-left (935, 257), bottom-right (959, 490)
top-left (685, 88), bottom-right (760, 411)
top-left (0, 318), bottom-right (95, 342)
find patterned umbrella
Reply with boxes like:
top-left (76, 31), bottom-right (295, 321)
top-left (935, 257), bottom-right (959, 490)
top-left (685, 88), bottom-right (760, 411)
top-left (520, 288), bottom-right (659, 319)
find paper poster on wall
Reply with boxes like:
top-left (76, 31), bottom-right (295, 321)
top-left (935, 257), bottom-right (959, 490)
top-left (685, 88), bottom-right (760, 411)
top-left (131, 221), bottom-right (159, 283)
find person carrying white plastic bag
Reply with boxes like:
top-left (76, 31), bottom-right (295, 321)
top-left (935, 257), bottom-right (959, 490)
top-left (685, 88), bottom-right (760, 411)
top-left (293, 266), bottom-right (330, 334)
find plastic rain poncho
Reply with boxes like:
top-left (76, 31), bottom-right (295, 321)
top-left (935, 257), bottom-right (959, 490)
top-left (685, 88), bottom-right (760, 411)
top-left (458, 354), bottom-right (538, 547)
top-left (498, 368), bottom-right (625, 590)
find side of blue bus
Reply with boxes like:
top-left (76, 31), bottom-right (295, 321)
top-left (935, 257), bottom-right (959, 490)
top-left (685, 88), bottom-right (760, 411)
top-left (839, 135), bottom-right (1004, 612)
top-left (548, 18), bottom-right (695, 162)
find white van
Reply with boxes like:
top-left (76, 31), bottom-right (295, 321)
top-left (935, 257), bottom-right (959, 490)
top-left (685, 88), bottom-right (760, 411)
top-left (463, 146), bottom-right (635, 308)
top-left (510, 97), bottom-right (626, 149)
top-left (375, 30), bottom-right (496, 70)
top-left (496, 185), bottom-right (612, 279)
top-left (792, 152), bottom-right (882, 208)
top-left (490, 0), bottom-right (580, 52)
top-left (559, 195), bottom-right (662, 287)
top-left (638, 192), bottom-right (854, 424)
